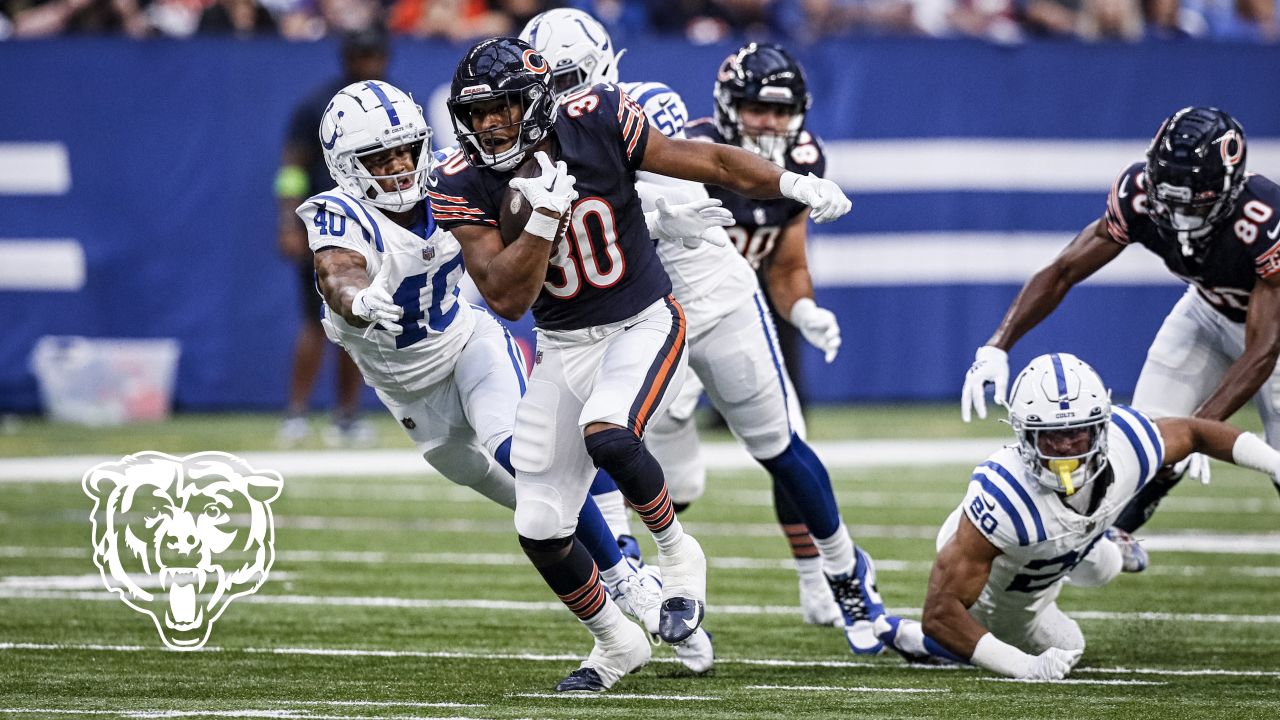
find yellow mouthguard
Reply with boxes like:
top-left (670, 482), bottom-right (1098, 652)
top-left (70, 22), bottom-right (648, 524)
top-left (1048, 459), bottom-right (1080, 495)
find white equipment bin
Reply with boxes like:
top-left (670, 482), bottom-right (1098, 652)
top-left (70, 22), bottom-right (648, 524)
top-left (29, 336), bottom-right (181, 425)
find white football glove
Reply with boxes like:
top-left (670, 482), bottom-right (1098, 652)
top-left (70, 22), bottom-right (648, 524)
top-left (961, 345), bottom-right (1009, 423)
top-left (779, 171), bottom-right (852, 224)
top-left (790, 298), bottom-right (841, 363)
top-left (507, 150), bottom-right (578, 219)
top-left (352, 261), bottom-right (403, 336)
top-left (1018, 647), bottom-right (1082, 681)
top-left (1172, 452), bottom-right (1212, 485)
top-left (646, 197), bottom-right (733, 250)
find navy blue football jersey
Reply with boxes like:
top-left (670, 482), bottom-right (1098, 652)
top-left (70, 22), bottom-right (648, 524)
top-left (430, 84), bottom-right (670, 331)
top-left (684, 118), bottom-right (827, 270)
top-left (1105, 162), bottom-right (1280, 323)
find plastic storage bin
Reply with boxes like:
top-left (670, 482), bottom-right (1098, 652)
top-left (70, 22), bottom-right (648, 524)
top-left (29, 336), bottom-right (181, 425)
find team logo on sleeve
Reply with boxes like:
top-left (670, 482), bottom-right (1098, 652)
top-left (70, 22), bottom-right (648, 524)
top-left (82, 451), bottom-right (283, 650)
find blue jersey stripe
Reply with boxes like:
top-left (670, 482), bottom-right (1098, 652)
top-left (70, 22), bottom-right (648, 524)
top-left (1115, 404), bottom-right (1164, 469)
top-left (1050, 353), bottom-right (1069, 410)
top-left (1110, 408), bottom-right (1152, 488)
top-left (364, 81), bottom-right (400, 127)
top-left (752, 290), bottom-right (792, 435)
top-left (981, 461), bottom-right (1047, 543)
top-left (970, 472), bottom-right (1030, 546)
top-left (315, 194), bottom-right (384, 252)
top-left (634, 83), bottom-right (672, 109)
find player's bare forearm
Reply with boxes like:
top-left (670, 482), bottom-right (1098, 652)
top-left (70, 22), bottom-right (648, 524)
top-left (1195, 277), bottom-right (1280, 421)
top-left (765, 216), bottom-right (815, 317)
top-left (921, 517), bottom-right (999, 658)
top-left (314, 247), bottom-right (372, 327)
top-left (988, 219), bottom-right (1122, 350)
top-left (640, 128), bottom-right (784, 199)
top-left (453, 223), bottom-right (552, 321)
top-left (1156, 417), bottom-right (1242, 466)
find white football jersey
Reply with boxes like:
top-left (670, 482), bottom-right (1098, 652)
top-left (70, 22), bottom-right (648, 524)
top-left (621, 80), bottom-right (758, 337)
top-left (952, 404), bottom-right (1164, 609)
top-left (296, 189), bottom-right (474, 397)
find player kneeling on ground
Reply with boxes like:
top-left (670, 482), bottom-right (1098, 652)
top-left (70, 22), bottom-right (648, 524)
top-left (877, 353), bottom-right (1280, 680)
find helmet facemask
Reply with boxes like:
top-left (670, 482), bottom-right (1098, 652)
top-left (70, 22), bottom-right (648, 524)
top-left (321, 82), bottom-right (434, 213)
top-left (449, 84), bottom-right (554, 172)
top-left (732, 100), bottom-right (805, 166)
top-left (1006, 353), bottom-right (1112, 497)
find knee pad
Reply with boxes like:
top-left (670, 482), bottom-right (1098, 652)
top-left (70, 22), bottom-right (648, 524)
top-left (584, 427), bottom-right (643, 470)
top-left (514, 482), bottom-right (570, 541)
top-left (518, 534), bottom-right (573, 568)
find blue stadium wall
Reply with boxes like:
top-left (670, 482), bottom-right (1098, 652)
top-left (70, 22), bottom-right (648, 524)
top-left (2, 38), bottom-right (1279, 411)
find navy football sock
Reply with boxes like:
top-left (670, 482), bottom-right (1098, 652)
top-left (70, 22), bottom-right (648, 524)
top-left (584, 427), bottom-right (675, 534)
top-left (773, 479), bottom-right (820, 561)
top-left (759, 434), bottom-right (840, 539)
top-left (494, 436), bottom-right (514, 476)
top-left (518, 535), bottom-right (608, 621)
top-left (923, 634), bottom-right (967, 664)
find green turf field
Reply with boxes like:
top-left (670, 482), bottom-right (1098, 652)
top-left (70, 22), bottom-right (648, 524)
top-left (1, 406), bottom-right (1277, 719)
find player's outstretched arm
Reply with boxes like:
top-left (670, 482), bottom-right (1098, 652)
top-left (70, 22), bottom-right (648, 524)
top-left (921, 515), bottom-right (1000, 660)
top-left (961, 218), bottom-right (1124, 422)
top-left (924, 516), bottom-right (1080, 679)
top-left (638, 126), bottom-right (850, 223)
top-left (1192, 275), bottom-right (1280, 422)
top-left (314, 248), bottom-right (403, 334)
top-left (1157, 416), bottom-right (1280, 496)
top-left (766, 211), bottom-right (840, 363)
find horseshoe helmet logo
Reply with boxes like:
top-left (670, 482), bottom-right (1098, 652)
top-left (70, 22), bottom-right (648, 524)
top-left (83, 451), bottom-right (283, 650)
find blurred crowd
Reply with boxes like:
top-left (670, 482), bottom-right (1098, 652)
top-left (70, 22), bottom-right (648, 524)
top-left (0, 0), bottom-right (1275, 44)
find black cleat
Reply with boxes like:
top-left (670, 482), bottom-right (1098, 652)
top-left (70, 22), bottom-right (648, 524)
top-left (658, 596), bottom-right (704, 644)
top-left (555, 667), bottom-right (607, 692)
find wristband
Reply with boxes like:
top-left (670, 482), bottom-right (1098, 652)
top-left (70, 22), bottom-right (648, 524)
top-left (970, 632), bottom-right (1032, 677)
top-left (779, 171), bottom-right (801, 200)
top-left (274, 165), bottom-right (308, 198)
top-left (524, 210), bottom-right (563, 242)
top-left (1231, 432), bottom-right (1279, 474)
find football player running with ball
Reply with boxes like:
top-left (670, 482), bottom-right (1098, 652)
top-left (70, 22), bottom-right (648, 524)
top-left (520, 10), bottom-right (889, 651)
top-left (961, 107), bottom-right (1280, 541)
top-left (296, 80), bottom-right (659, 639)
top-left (879, 353), bottom-right (1280, 679)
top-left (430, 38), bottom-right (853, 691)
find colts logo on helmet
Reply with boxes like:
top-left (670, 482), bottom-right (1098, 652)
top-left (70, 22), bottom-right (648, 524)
top-left (1220, 130), bottom-right (1244, 168)
top-left (321, 107), bottom-right (345, 151)
top-left (83, 451), bottom-right (283, 651)
top-left (522, 49), bottom-right (549, 75)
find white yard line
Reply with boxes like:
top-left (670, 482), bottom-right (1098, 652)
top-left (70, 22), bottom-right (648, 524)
top-left (5, 588), bottom-right (1280, 625)
top-left (513, 693), bottom-right (719, 701)
top-left (745, 685), bottom-right (949, 693)
top-left (982, 678), bottom-right (1166, 686)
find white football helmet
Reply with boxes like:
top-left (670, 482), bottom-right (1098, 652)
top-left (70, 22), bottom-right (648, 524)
top-left (519, 8), bottom-right (622, 96)
top-left (320, 80), bottom-right (433, 213)
top-left (1006, 353), bottom-right (1111, 496)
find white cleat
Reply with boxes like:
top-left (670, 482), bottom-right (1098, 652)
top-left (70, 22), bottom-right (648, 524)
top-left (555, 619), bottom-right (651, 692)
top-left (610, 564), bottom-right (662, 637)
top-left (657, 534), bottom-right (707, 644)
top-left (799, 571), bottom-right (843, 627)
top-left (671, 627), bottom-right (714, 674)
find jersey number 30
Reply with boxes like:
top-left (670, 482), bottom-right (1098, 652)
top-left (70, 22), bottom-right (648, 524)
top-left (544, 197), bottom-right (627, 298)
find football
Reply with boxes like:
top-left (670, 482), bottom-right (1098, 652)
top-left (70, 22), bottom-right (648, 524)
top-left (499, 157), bottom-right (568, 246)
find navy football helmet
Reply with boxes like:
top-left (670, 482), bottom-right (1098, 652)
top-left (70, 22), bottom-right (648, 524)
top-left (447, 37), bottom-right (558, 171)
top-left (1145, 106), bottom-right (1247, 248)
top-left (714, 43), bottom-right (812, 163)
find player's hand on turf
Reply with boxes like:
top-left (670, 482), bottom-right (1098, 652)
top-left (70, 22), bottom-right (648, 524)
top-left (508, 151), bottom-right (577, 219)
top-left (1173, 452), bottom-right (1212, 485)
top-left (780, 171), bottom-right (851, 224)
top-left (790, 298), bottom-right (841, 363)
top-left (1020, 647), bottom-right (1082, 680)
top-left (961, 345), bottom-right (1009, 423)
top-left (352, 261), bottom-right (403, 336)
top-left (649, 197), bottom-right (732, 250)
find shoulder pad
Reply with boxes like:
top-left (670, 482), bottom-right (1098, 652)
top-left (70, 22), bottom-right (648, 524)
top-left (964, 455), bottom-right (1048, 549)
top-left (1104, 162), bottom-right (1148, 245)
top-left (1108, 405), bottom-right (1165, 488)
top-left (299, 190), bottom-right (384, 252)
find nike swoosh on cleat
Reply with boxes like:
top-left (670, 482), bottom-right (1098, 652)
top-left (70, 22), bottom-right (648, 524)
top-left (682, 608), bottom-right (702, 631)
